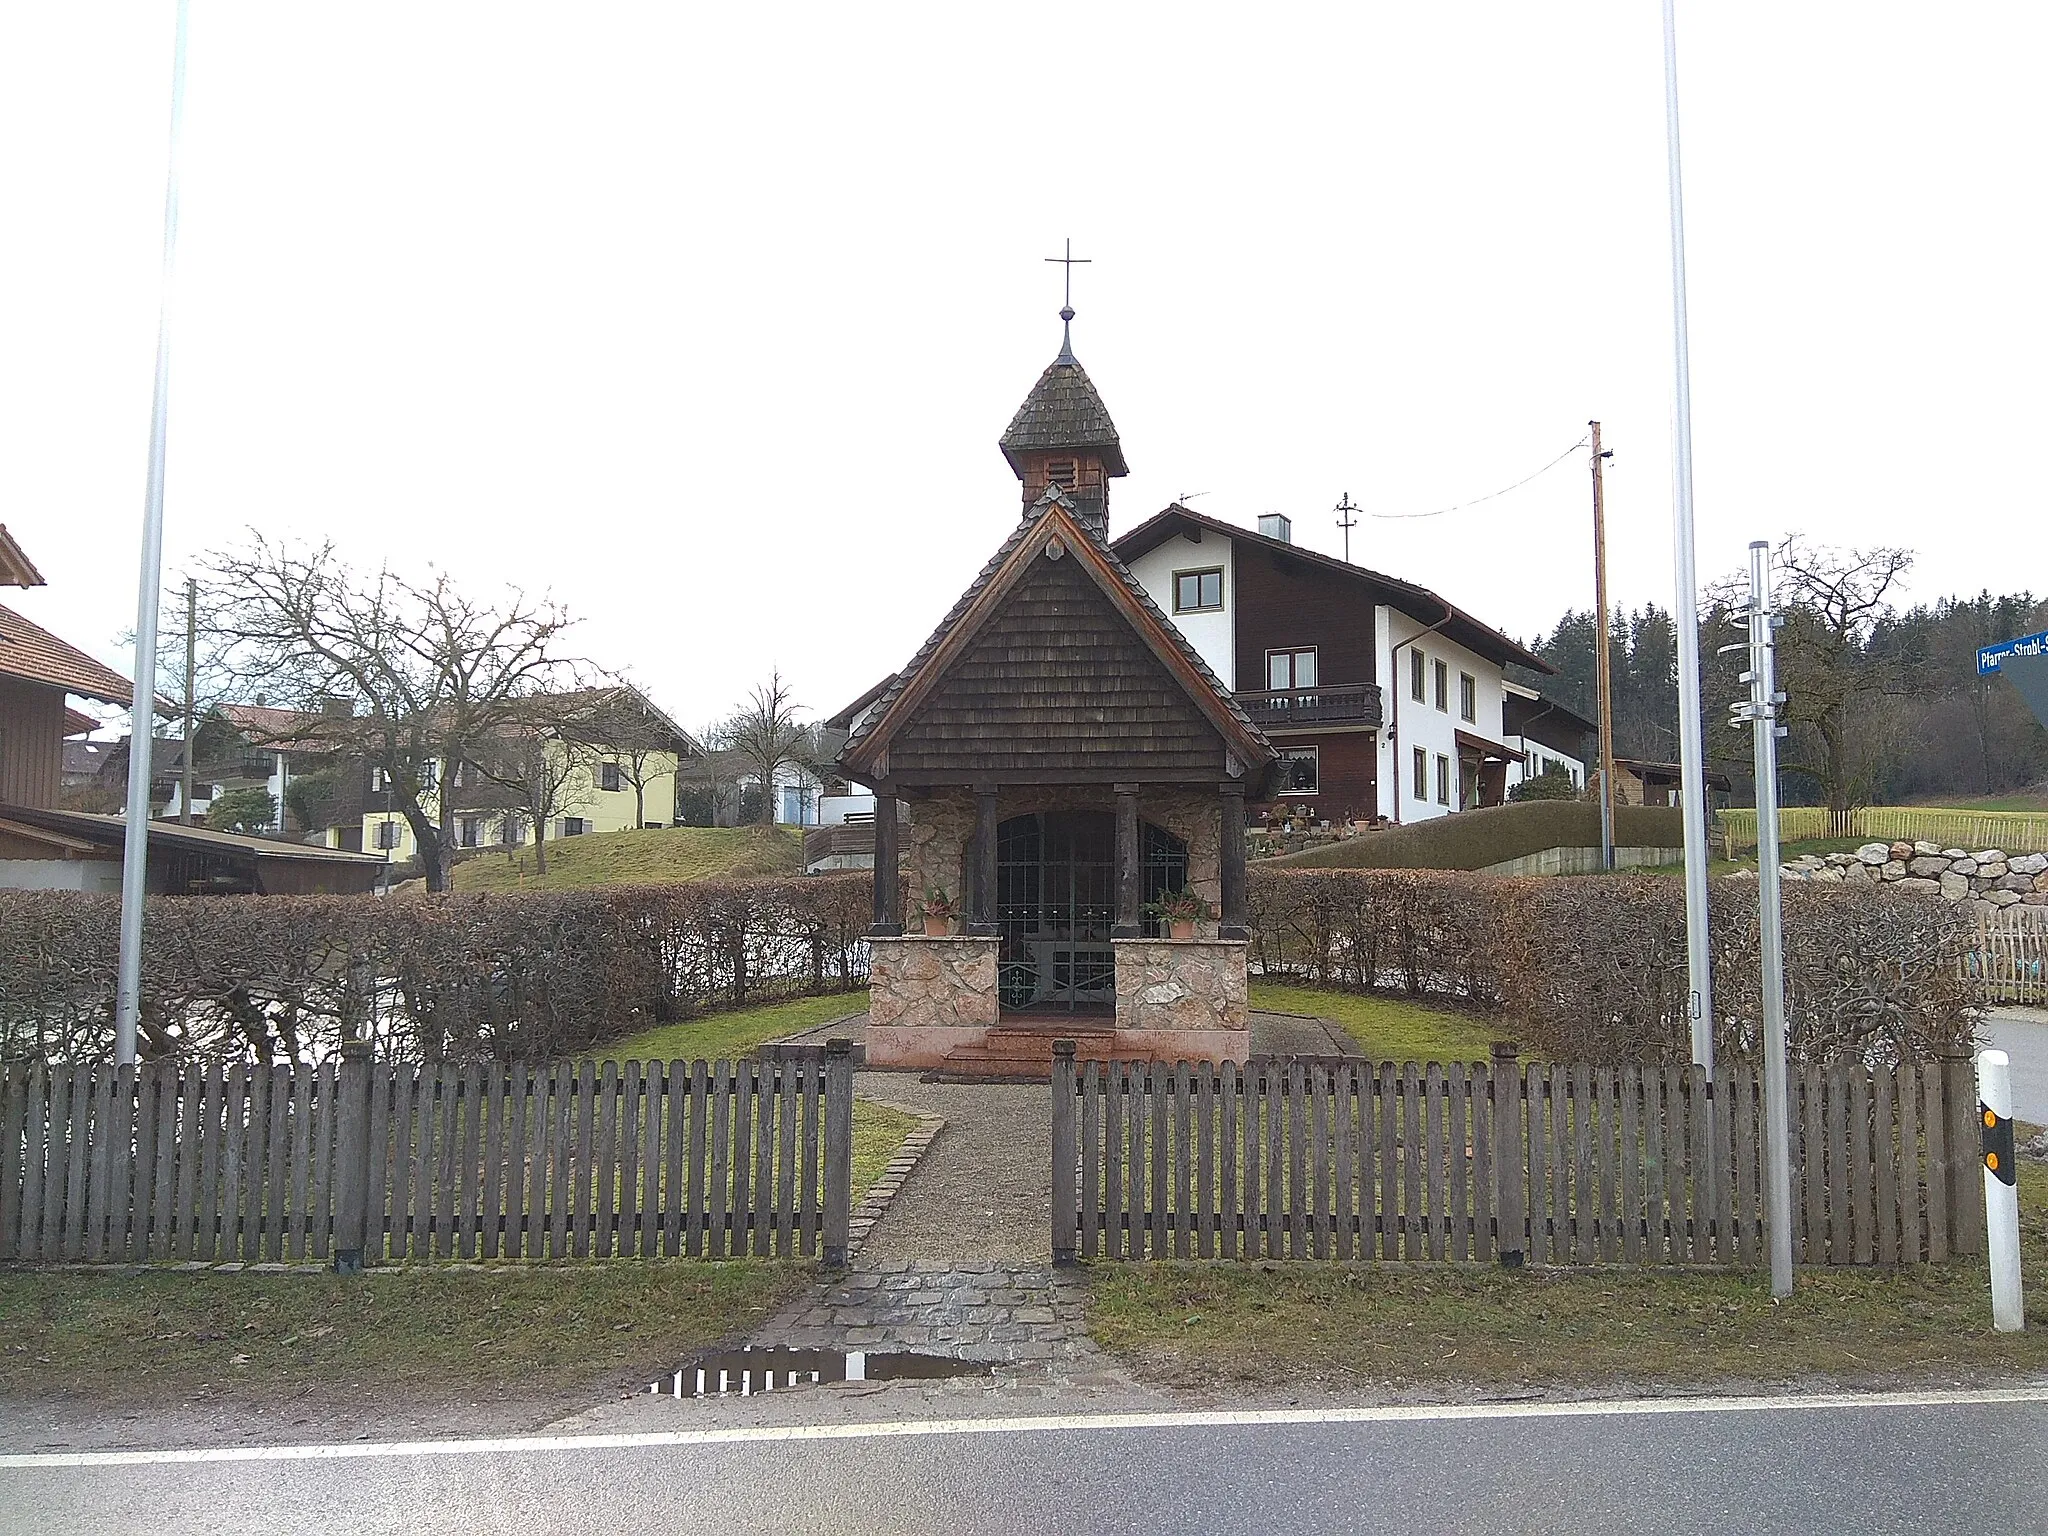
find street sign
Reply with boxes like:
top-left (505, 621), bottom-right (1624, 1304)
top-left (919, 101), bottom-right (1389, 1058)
top-left (1977, 629), bottom-right (2048, 675)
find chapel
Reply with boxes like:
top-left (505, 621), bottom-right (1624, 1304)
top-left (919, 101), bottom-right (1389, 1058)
top-left (834, 310), bottom-right (1277, 1074)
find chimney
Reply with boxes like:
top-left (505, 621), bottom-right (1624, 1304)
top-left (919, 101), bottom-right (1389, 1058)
top-left (1258, 513), bottom-right (1293, 544)
top-left (319, 695), bottom-right (355, 719)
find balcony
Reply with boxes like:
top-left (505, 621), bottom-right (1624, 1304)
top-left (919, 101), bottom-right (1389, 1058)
top-left (1235, 682), bottom-right (1384, 730)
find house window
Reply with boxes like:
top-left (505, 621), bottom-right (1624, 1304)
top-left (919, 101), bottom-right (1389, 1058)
top-left (459, 816), bottom-right (480, 848)
top-left (1436, 754), bottom-right (1451, 806)
top-left (1047, 459), bottom-right (1077, 489)
top-left (1433, 659), bottom-right (1449, 713)
top-left (1265, 648), bottom-right (1317, 692)
top-left (1277, 746), bottom-right (1319, 795)
top-left (1410, 649), bottom-right (1425, 702)
top-left (1174, 568), bottom-right (1224, 614)
top-left (421, 760), bottom-right (439, 790)
top-left (375, 820), bottom-right (400, 851)
top-left (1459, 672), bottom-right (1477, 724)
top-left (370, 766), bottom-right (384, 792)
top-left (560, 817), bottom-right (587, 837)
top-left (600, 762), bottom-right (623, 793)
top-left (505, 817), bottom-right (526, 846)
top-left (1412, 746), bottom-right (1427, 800)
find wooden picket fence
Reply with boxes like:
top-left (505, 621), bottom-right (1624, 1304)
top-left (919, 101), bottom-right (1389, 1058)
top-left (1050, 1045), bottom-right (1985, 1267)
top-left (1721, 805), bottom-right (2048, 856)
top-left (0, 1043), bottom-right (856, 1267)
top-left (1968, 915), bottom-right (2048, 1005)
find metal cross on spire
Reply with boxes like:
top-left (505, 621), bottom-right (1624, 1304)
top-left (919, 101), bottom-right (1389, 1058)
top-left (1045, 238), bottom-right (1090, 360)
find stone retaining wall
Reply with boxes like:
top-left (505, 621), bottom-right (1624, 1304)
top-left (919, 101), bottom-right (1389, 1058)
top-left (1778, 839), bottom-right (2048, 922)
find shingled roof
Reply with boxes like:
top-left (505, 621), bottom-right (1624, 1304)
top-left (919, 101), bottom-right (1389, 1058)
top-left (998, 353), bottom-right (1129, 479)
top-left (840, 487), bottom-right (1271, 781)
top-left (0, 602), bottom-right (132, 706)
top-left (0, 527), bottom-right (43, 589)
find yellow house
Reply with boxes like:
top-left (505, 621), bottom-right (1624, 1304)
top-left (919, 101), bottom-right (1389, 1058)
top-left (359, 688), bottom-right (697, 862)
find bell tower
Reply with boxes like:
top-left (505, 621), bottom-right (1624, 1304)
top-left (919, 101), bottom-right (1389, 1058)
top-left (998, 245), bottom-right (1128, 538)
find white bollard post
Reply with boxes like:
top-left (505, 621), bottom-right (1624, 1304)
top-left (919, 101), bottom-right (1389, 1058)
top-left (1977, 1049), bottom-right (2024, 1333)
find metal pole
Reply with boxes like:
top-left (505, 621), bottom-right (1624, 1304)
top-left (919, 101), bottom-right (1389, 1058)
top-left (179, 577), bottom-right (196, 826)
top-left (1590, 422), bottom-right (1616, 872)
top-left (114, 0), bottom-right (192, 1065)
top-left (1741, 539), bottom-right (1794, 1298)
top-left (1978, 1049), bottom-right (2023, 1332)
top-left (1661, 0), bottom-right (1715, 1072)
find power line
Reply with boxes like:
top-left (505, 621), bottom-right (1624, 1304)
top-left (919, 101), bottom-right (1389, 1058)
top-left (1368, 436), bottom-right (1590, 521)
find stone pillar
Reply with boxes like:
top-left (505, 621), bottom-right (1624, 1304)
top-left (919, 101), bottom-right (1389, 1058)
top-left (1219, 783), bottom-right (1248, 939)
top-left (871, 793), bottom-right (902, 936)
top-left (1114, 785), bottom-right (1141, 939)
top-left (970, 787), bottom-right (998, 936)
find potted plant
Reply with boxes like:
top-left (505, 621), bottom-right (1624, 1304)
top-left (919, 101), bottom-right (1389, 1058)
top-left (1145, 889), bottom-right (1212, 941)
top-left (919, 885), bottom-right (960, 938)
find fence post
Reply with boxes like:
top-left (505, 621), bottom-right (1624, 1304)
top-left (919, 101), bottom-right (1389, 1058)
top-left (822, 1038), bottom-right (854, 1267)
top-left (1491, 1041), bottom-right (1525, 1269)
top-left (1944, 1052), bottom-right (1985, 1257)
top-left (332, 1039), bottom-right (373, 1275)
top-left (1051, 1040), bottom-right (1079, 1266)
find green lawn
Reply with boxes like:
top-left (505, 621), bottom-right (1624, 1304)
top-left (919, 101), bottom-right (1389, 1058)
top-left (1250, 982), bottom-right (1514, 1062)
top-left (0, 1261), bottom-right (808, 1409)
top-left (451, 824), bottom-right (803, 891)
top-left (1908, 793), bottom-right (2048, 814)
top-left (851, 1099), bottom-right (923, 1198)
top-left (593, 991), bottom-right (868, 1065)
top-left (1086, 1154), bottom-right (2048, 1394)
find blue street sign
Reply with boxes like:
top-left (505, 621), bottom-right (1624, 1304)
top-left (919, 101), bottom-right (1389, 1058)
top-left (1978, 630), bottom-right (2048, 675)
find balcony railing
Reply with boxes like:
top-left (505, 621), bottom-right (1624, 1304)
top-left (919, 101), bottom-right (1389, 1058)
top-left (1235, 682), bottom-right (1384, 729)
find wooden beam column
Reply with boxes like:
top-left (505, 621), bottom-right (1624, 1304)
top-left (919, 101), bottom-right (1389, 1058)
top-left (1114, 785), bottom-right (1141, 939)
top-left (1219, 783), bottom-right (1248, 939)
top-left (870, 793), bottom-right (902, 935)
top-left (970, 787), bottom-right (999, 936)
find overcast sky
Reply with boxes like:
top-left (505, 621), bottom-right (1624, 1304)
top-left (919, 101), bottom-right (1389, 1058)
top-left (2, 4), bottom-right (2042, 735)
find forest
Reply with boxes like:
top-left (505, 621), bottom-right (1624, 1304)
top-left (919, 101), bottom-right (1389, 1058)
top-left (1511, 540), bottom-right (2048, 811)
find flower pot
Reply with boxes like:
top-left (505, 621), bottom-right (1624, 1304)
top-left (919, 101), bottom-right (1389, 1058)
top-left (922, 916), bottom-right (952, 938)
top-left (1169, 919), bottom-right (1196, 941)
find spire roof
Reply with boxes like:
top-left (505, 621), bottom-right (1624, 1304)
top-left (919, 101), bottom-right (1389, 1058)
top-left (997, 346), bottom-right (1129, 478)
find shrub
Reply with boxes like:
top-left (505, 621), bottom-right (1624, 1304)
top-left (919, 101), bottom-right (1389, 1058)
top-left (1247, 867), bottom-right (1980, 1065)
top-left (0, 875), bottom-right (871, 1066)
top-left (1507, 766), bottom-right (1578, 802)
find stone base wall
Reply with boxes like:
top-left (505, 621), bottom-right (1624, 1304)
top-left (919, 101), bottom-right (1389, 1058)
top-left (1776, 841), bottom-right (2048, 922)
top-left (866, 935), bottom-right (1000, 1032)
top-left (1113, 938), bottom-right (1249, 1038)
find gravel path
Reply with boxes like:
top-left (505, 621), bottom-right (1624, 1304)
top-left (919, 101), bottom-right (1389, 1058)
top-left (850, 1074), bottom-right (1053, 1263)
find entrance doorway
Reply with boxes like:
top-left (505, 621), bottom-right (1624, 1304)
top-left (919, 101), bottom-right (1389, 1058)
top-left (994, 811), bottom-right (1188, 1012)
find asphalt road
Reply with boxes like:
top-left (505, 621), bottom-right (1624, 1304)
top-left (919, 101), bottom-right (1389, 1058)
top-left (1982, 1009), bottom-right (2048, 1124)
top-left (6, 1393), bottom-right (2046, 1536)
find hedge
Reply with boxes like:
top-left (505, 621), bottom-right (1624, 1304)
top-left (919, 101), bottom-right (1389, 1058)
top-left (0, 875), bottom-right (871, 1066)
top-left (1263, 800), bottom-right (1686, 872)
top-left (1247, 868), bottom-right (1982, 1065)
top-left (0, 867), bottom-right (1980, 1068)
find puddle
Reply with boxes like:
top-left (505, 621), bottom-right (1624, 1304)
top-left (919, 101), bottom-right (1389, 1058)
top-left (649, 1347), bottom-right (987, 1398)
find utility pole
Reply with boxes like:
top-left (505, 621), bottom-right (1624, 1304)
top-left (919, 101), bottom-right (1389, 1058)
top-left (179, 577), bottom-right (196, 826)
top-left (1589, 423), bottom-right (1616, 872)
top-left (1730, 539), bottom-right (1793, 1298)
top-left (1334, 491), bottom-right (1360, 564)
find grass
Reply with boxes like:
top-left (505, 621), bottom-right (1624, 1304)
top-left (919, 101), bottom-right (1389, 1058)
top-left (1917, 793), bottom-right (2048, 814)
top-left (1250, 982), bottom-right (1513, 1062)
top-left (1088, 1145), bottom-right (2048, 1396)
top-left (1265, 801), bottom-right (1686, 872)
top-left (851, 1099), bottom-right (923, 1198)
top-left (0, 1261), bottom-right (810, 1409)
top-left (592, 991), bottom-right (869, 1065)
top-left (451, 824), bottom-right (803, 892)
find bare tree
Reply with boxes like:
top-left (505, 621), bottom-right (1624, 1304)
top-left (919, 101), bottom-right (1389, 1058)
top-left (471, 724), bottom-right (591, 877)
top-left (192, 536), bottom-right (588, 890)
top-left (1769, 538), bottom-right (1915, 814)
top-left (580, 685), bottom-right (697, 830)
top-left (720, 670), bottom-right (808, 825)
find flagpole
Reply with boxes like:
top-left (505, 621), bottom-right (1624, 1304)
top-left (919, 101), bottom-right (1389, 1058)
top-left (1661, 0), bottom-right (1715, 1076)
top-left (115, 0), bottom-right (193, 1065)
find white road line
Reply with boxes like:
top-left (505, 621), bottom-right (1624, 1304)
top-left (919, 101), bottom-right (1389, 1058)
top-left (6, 1387), bottom-right (2048, 1468)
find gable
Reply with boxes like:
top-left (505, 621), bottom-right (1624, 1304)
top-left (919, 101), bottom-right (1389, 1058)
top-left (886, 542), bottom-right (1232, 781)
